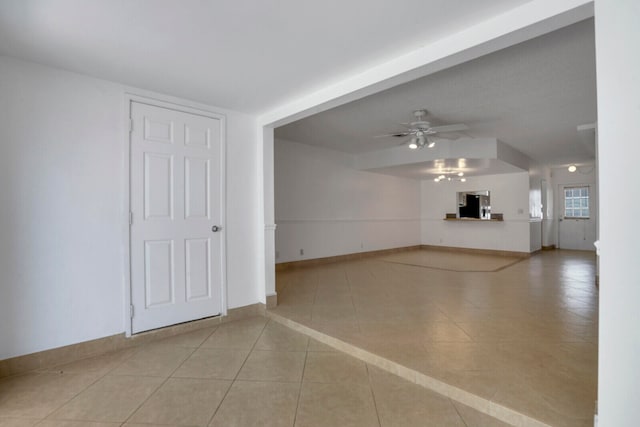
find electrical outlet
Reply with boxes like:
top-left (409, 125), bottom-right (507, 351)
top-left (299, 249), bottom-right (304, 256)
top-left (360, 242), bottom-right (364, 249)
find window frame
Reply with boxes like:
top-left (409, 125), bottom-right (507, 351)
top-left (563, 185), bottom-right (590, 219)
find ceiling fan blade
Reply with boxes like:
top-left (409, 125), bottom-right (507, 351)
top-left (430, 134), bottom-right (458, 140)
top-left (374, 132), bottom-right (411, 138)
top-left (430, 123), bottom-right (468, 133)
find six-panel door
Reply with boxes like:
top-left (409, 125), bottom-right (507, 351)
top-left (130, 101), bottom-right (223, 333)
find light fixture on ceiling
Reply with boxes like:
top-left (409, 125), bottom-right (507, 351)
top-left (408, 132), bottom-right (436, 150)
top-left (566, 164), bottom-right (595, 174)
top-left (374, 109), bottom-right (468, 150)
top-left (434, 169), bottom-right (467, 183)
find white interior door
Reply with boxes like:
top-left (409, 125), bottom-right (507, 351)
top-left (130, 101), bottom-right (224, 333)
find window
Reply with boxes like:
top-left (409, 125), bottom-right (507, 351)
top-left (564, 186), bottom-right (590, 218)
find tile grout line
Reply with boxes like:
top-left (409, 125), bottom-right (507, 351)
top-left (204, 318), bottom-right (270, 426)
top-left (120, 332), bottom-right (209, 425)
top-left (266, 310), bottom-right (554, 427)
top-left (451, 398), bottom-right (471, 427)
top-left (451, 319), bottom-right (479, 343)
top-left (364, 363), bottom-right (383, 427)
top-left (344, 266), bottom-right (362, 335)
top-left (90, 327), bottom-right (219, 425)
top-left (37, 347), bottom-right (144, 423)
top-left (291, 348), bottom-right (309, 427)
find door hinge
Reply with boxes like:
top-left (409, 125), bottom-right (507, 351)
top-left (130, 304), bottom-right (134, 318)
top-left (129, 211), bottom-right (133, 225)
top-left (129, 118), bottom-right (134, 133)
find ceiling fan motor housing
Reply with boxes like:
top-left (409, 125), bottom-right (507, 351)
top-left (377, 108), bottom-right (467, 142)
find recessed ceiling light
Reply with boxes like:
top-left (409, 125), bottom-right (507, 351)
top-left (458, 172), bottom-right (464, 177)
top-left (461, 178), bottom-right (466, 182)
top-left (568, 165), bottom-right (577, 172)
top-left (409, 142), bottom-right (418, 149)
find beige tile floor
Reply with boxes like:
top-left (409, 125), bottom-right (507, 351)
top-left (0, 316), bottom-right (507, 426)
top-left (271, 249), bottom-right (598, 427)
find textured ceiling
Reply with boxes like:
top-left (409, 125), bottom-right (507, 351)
top-left (276, 19), bottom-right (597, 167)
top-left (0, 0), bottom-right (531, 115)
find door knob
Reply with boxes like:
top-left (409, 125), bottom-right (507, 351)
top-left (211, 225), bottom-right (221, 232)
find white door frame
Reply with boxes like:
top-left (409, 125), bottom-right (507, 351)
top-left (557, 183), bottom-right (594, 250)
top-left (122, 93), bottom-right (227, 337)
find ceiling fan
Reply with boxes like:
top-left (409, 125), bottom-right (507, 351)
top-left (375, 109), bottom-right (468, 149)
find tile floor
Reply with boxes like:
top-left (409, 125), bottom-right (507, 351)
top-left (271, 249), bottom-right (598, 427)
top-left (0, 316), bottom-right (506, 426)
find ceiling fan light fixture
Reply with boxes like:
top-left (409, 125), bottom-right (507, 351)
top-left (433, 169), bottom-right (467, 183)
top-left (568, 165), bottom-right (577, 172)
top-left (377, 109), bottom-right (468, 151)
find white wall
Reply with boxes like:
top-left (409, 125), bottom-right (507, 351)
top-left (223, 110), bottom-right (261, 309)
top-left (420, 172), bottom-right (532, 253)
top-left (541, 170), bottom-right (556, 248)
top-left (594, 0), bottom-right (640, 424)
top-left (551, 164), bottom-right (597, 250)
top-left (0, 56), bottom-right (260, 360)
top-left (274, 139), bottom-right (421, 263)
top-left (528, 163), bottom-right (545, 252)
top-left (529, 220), bottom-right (542, 252)
top-left (276, 140), bottom-right (540, 259)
